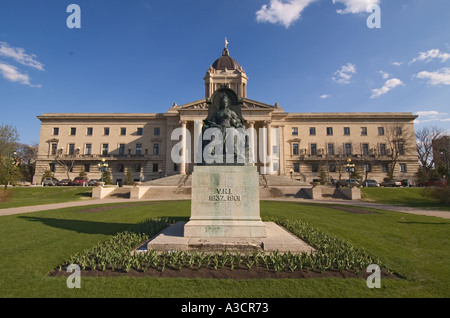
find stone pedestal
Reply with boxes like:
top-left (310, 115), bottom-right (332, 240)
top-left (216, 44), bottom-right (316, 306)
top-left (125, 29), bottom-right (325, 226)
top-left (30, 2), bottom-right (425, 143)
top-left (184, 165), bottom-right (267, 238)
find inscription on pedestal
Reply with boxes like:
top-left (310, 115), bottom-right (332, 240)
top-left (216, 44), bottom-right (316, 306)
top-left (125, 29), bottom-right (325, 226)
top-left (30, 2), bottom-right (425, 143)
top-left (208, 188), bottom-right (241, 201)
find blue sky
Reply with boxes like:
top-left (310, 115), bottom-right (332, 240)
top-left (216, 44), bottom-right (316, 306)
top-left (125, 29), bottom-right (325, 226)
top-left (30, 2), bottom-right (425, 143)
top-left (0, 0), bottom-right (449, 144)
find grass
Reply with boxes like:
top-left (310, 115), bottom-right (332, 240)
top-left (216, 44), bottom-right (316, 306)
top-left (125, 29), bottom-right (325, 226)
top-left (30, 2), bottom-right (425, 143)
top-left (0, 200), bottom-right (449, 298)
top-left (361, 187), bottom-right (450, 211)
top-left (0, 186), bottom-right (92, 209)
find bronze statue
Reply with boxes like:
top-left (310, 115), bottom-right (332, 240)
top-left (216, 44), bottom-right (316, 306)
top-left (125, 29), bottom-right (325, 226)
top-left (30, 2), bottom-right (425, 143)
top-left (204, 93), bottom-right (244, 129)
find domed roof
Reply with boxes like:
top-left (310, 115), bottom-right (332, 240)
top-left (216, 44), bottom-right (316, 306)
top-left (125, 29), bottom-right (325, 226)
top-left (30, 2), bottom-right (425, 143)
top-left (211, 47), bottom-right (240, 70)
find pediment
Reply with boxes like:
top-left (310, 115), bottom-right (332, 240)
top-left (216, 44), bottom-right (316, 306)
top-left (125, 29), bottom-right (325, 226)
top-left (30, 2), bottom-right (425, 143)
top-left (174, 98), bottom-right (280, 111)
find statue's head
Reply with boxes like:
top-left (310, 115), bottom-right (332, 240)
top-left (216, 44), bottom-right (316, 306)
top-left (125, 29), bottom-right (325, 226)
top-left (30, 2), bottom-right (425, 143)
top-left (219, 94), bottom-right (230, 110)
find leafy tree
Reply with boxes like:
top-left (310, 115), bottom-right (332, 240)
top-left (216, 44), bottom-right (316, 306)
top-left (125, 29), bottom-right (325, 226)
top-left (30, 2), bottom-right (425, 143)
top-left (0, 124), bottom-right (20, 188)
top-left (41, 170), bottom-right (54, 182)
top-left (318, 169), bottom-right (328, 185)
top-left (102, 170), bottom-right (112, 185)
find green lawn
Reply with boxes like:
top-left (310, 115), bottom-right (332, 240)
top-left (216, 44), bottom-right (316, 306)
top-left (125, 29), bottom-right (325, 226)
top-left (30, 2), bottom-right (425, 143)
top-left (0, 187), bottom-right (92, 209)
top-left (361, 187), bottom-right (450, 211)
top-left (0, 200), bottom-right (449, 298)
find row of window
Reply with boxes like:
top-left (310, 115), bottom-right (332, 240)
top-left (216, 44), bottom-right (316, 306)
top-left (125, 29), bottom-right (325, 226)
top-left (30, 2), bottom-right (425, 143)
top-left (51, 143), bottom-right (160, 156)
top-left (53, 127), bottom-right (161, 137)
top-left (291, 142), bottom-right (405, 156)
top-left (291, 126), bottom-right (399, 137)
top-left (291, 163), bottom-right (408, 173)
top-left (49, 162), bottom-right (166, 173)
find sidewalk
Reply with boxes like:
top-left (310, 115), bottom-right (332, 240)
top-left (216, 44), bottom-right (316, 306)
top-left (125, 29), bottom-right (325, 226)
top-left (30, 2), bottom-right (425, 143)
top-left (1, 197), bottom-right (449, 219)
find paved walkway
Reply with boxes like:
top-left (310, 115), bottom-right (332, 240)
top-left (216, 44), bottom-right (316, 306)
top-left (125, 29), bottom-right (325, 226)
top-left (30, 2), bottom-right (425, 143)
top-left (1, 197), bottom-right (449, 219)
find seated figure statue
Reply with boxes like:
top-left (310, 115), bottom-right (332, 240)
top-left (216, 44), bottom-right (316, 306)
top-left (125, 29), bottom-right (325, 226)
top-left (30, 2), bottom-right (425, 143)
top-left (204, 93), bottom-right (244, 129)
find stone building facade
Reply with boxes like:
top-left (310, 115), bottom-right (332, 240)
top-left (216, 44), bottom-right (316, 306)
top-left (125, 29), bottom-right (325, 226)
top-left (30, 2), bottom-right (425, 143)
top-left (34, 45), bottom-right (419, 184)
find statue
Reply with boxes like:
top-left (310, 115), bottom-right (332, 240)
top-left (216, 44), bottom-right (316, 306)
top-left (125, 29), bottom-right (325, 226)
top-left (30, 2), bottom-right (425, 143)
top-left (201, 86), bottom-right (249, 165)
top-left (204, 93), bottom-right (244, 129)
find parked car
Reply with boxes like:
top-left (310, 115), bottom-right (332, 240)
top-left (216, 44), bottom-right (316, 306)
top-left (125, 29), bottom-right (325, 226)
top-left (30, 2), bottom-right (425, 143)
top-left (345, 179), bottom-right (360, 187)
top-left (419, 178), bottom-right (448, 187)
top-left (88, 179), bottom-right (99, 186)
top-left (380, 178), bottom-right (402, 187)
top-left (73, 177), bottom-right (88, 186)
top-left (42, 177), bottom-right (59, 186)
top-left (58, 179), bottom-right (73, 186)
top-left (362, 179), bottom-right (380, 187)
top-left (401, 179), bottom-right (413, 187)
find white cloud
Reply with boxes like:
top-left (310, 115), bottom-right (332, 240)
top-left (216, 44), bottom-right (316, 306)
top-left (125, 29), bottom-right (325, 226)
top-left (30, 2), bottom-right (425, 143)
top-left (370, 78), bottom-right (404, 99)
top-left (0, 62), bottom-right (34, 86)
top-left (414, 110), bottom-right (450, 124)
top-left (332, 63), bottom-right (356, 84)
top-left (256, 0), bottom-right (317, 28)
top-left (332, 0), bottom-right (380, 14)
top-left (379, 70), bottom-right (390, 79)
top-left (320, 94), bottom-right (330, 99)
top-left (392, 61), bottom-right (403, 66)
top-left (409, 49), bottom-right (450, 64)
top-left (0, 41), bottom-right (44, 71)
top-left (416, 68), bottom-right (450, 86)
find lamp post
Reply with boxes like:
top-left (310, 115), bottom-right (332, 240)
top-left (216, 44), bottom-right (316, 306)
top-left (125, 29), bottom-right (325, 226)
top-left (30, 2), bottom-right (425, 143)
top-left (97, 158), bottom-right (108, 184)
top-left (344, 158), bottom-right (355, 187)
top-left (440, 149), bottom-right (450, 187)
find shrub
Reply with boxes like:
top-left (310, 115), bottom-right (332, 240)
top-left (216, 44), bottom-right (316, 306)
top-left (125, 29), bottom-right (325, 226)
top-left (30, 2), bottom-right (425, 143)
top-left (422, 187), bottom-right (450, 205)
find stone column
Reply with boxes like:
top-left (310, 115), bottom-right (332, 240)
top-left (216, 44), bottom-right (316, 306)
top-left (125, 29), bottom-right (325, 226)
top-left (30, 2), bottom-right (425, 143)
top-left (180, 120), bottom-right (187, 175)
top-left (279, 125), bottom-right (285, 176)
top-left (265, 121), bottom-right (272, 174)
top-left (248, 121), bottom-right (256, 165)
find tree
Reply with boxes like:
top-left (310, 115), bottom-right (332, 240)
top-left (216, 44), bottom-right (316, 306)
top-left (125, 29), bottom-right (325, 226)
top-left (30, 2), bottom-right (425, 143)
top-left (383, 122), bottom-right (415, 179)
top-left (53, 147), bottom-right (79, 179)
top-left (0, 124), bottom-right (20, 188)
top-left (16, 143), bottom-right (38, 182)
top-left (102, 169), bottom-right (112, 185)
top-left (124, 168), bottom-right (133, 185)
top-left (415, 126), bottom-right (444, 173)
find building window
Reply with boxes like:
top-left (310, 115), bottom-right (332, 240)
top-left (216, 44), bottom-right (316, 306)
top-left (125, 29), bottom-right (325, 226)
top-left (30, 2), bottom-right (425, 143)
top-left (135, 164), bottom-right (141, 173)
top-left (395, 127), bottom-right (403, 136)
top-left (136, 144), bottom-right (142, 155)
top-left (311, 164), bottom-right (319, 173)
top-left (51, 143), bottom-right (58, 156)
top-left (153, 143), bottom-right (160, 155)
top-left (345, 143), bottom-right (352, 155)
top-left (293, 163), bottom-right (300, 173)
top-left (329, 163), bottom-right (336, 172)
top-left (292, 143), bottom-right (299, 155)
top-left (378, 127), bottom-right (385, 136)
top-left (87, 127), bottom-right (93, 136)
top-left (327, 143), bottom-right (335, 155)
top-left (364, 164), bottom-right (372, 173)
top-left (326, 127), bottom-right (333, 136)
top-left (49, 163), bottom-right (55, 172)
top-left (68, 144), bottom-right (75, 155)
top-left (118, 163), bottom-right (124, 173)
top-left (174, 163), bottom-right (178, 172)
top-left (311, 143), bottom-right (317, 155)
top-left (344, 127), bottom-right (350, 136)
top-left (53, 127), bottom-right (59, 136)
top-left (85, 144), bottom-right (92, 155)
top-left (400, 163), bottom-right (407, 173)
top-left (380, 143), bottom-right (387, 156)
top-left (102, 144), bottom-right (109, 156)
top-left (309, 127), bottom-right (316, 136)
top-left (104, 127), bottom-right (110, 136)
top-left (70, 127), bottom-right (76, 136)
top-left (137, 128), bottom-right (143, 136)
top-left (381, 163), bottom-right (389, 173)
top-left (272, 145), bottom-right (278, 155)
top-left (153, 163), bottom-right (159, 172)
top-left (120, 127), bottom-right (126, 136)
top-left (398, 142), bottom-right (405, 155)
top-left (292, 127), bottom-right (298, 136)
top-left (361, 127), bottom-right (367, 136)
top-left (84, 164), bottom-right (90, 173)
top-left (154, 127), bottom-right (160, 136)
top-left (362, 143), bottom-right (369, 155)
top-left (119, 144), bottom-right (125, 156)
